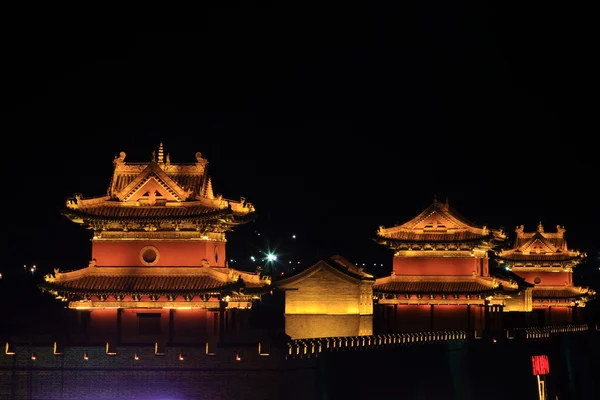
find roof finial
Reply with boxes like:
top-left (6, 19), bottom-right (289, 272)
top-left (537, 221), bottom-right (544, 233)
top-left (158, 142), bottom-right (164, 164)
top-left (445, 196), bottom-right (449, 206)
top-left (204, 176), bottom-right (214, 199)
top-left (433, 194), bottom-right (438, 205)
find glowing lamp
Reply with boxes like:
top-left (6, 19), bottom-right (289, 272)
top-left (532, 354), bottom-right (550, 400)
top-left (266, 253), bottom-right (277, 262)
top-left (532, 355), bottom-right (550, 375)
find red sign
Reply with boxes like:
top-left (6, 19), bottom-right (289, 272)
top-left (532, 355), bottom-right (550, 375)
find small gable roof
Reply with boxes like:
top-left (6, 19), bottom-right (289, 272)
top-left (274, 255), bottom-right (375, 288)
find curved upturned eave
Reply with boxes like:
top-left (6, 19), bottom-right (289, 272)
top-left (61, 207), bottom-right (232, 223)
top-left (373, 234), bottom-right (494, 245)
top-left (496, 255), bottom-right (585, 264)
top-left (372, 287), bottom-right (502, 295)
top-left (39, 280), bottom-right (243, 297)
top-left (231, 211), bottom-right (258, 224)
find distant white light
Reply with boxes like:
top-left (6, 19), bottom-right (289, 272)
top-left (250, 256), bottom-right (256, 261)
top-left (289, 261), bottom-right (292, 264)
top-left (292, 235), bottom-right (296, 239)
top-left (266, 254), bottom-right (277, 262)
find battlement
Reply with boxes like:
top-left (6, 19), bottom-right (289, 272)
top-left (3, 324), bottom-right (591, 368)
top-left (0, 326), bottom-right (597, 400)
top-left (509, 324), bottom-right (589, 340)
top-left (0, 342), bottom-right (286, 371)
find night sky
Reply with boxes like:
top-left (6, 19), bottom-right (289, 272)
top-left (2, 6), bottom-right (597, 288)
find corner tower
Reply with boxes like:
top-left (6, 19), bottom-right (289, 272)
top-left (67, 144), bottom-right (255, 267)
top-left (40, 144), bottom-right (269, 346)
top-left (496, 222), bottom-right (594, 325)
top-left (373, 199), bottom-right (519, 333)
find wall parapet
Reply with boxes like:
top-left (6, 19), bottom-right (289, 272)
top-left (508, 324), bottom-right (589, 340)
top-left (285, 331), bottom-right (468, 359)
top-left (1, 342), bottom-right (287, 370)
top-left (2, 324), bottom-right (591, 368)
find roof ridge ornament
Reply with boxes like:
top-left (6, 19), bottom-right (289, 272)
top-left (537, 221), bottom-right (544, 233)
top-left (114, 151), bottom-right (126, 165)
top-left (158, 142), bottom-right (164, 164)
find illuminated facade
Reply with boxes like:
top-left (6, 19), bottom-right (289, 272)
top-left (497, 223), bottom-right (594, 325)
top-left (274, 255), bottom-right (375, 339)
top-left (373, 199), bottom-right (522, 333)
top-left (40, 144), bottom-right (270, 346)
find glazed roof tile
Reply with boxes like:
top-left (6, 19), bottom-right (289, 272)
top-left (41, 266), bottom-right (269, 296)
top-left (381, 231), bottom-right (489, 242)
top-left (372, 274), bottom-right (509, 294)
top-left (47, 274), bottom-right (230, 294)
top-left (498, 253), bottom-right (582, 262)
top-left (65, 203), bottom-right (226, 220)
top-left (532, 287), bottom-right (592, 299)
top-left (274, 255), bottom-right (375, 287)
top-left (373, 280), bottom-right (496, 294)
top-left (376, 201), bottom-right (497, 244)
top-left (113, 173), bottom-right (205, 197)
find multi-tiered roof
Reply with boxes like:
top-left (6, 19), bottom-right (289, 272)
top-left (496, 223), bottom-right (594, 305)
top-left (374, 199), bottom-right (505, 251)
top-left (497, 223), bottom-right (584, 267)
top-left (62, 143), bottom-right (256, 236)
top-left (373, 199), bottom-right (521, 302)
top-left (41, 144), bottom-right (268, 309)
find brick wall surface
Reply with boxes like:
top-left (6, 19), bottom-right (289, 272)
top-left (285, 268), bottom-right (362, 315)
top-left (285, 314), bottom-right (361, 339)
top-left (0, 344), bottom-right (318, 400)
top-left (2, 330), bottom-right (600, 400)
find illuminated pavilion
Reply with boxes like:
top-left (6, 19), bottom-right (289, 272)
top-left (40, 143), bottom-right (271, 348)
top-left (372, 199), bottom-right (525, 333)
top-left (496, 222), bottom-right (595, 325)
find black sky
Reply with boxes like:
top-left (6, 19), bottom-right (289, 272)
top-left (2, 5), bottom-right (598, 284)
